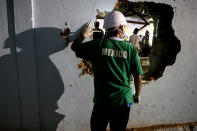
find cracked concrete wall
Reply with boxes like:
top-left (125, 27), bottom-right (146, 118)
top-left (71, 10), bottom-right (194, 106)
top-left (0, 0), bottom-right (197, 131)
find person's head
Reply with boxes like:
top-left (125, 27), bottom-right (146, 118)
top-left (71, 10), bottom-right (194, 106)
top-left (145, 30), bottom-right (149, 35)
top-left (103, 11), bottom-right (127, 38)
top-left (133, 28), bottom-right (139, 34)
top-left (94, 21), bottom-right (100, 28)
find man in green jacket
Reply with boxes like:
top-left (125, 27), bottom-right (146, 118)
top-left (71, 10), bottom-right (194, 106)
top-left (65, 11), bottom-right (143, 131)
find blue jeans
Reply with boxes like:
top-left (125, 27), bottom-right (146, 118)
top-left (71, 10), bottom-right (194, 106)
top-left (90, 104), bottom-right (131, 131)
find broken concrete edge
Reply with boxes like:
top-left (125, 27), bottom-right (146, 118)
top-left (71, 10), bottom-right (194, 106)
top-left (114, 1), bottom-right (181, 83)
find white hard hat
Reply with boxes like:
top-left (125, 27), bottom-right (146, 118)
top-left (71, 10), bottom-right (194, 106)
top-left (103, 11), bottom-right (127, 29)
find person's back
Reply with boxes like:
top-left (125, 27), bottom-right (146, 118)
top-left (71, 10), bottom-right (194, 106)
top-left (142, 35), bottom-right (149, 46)
top-left (93, 21), bottom-right (104, 40)
top-left (75, 38), bottom-right (141, 105)
top-left (129, 34), bottom-right (140, 51)
top-left (64, 11), bottom-right (143, 131)
top-left (93, 28), bottom-right (104, 40)
top-left (129, 28), bottom-right (141, 52)
top-left (141, 30), bottom-right (150, 56)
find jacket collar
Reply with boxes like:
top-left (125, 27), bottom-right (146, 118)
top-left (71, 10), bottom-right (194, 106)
top-left (109, 37), bottom-right (124, 41)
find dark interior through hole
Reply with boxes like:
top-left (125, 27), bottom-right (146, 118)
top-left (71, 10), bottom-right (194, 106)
top-left (95, 1), bottom-right (181, 84)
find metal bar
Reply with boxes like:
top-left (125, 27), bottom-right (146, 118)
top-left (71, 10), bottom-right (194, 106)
top-left (127, 20), bottom-right (148, 25)
top-left (6, 0), bottom-right (23, 129)
top-left (130, 8), bottom-right (148, 23)
top-left (139, 24), bottom-right (148, 31)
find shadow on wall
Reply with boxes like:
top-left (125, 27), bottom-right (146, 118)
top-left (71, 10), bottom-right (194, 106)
top-left (0, 27), bottom-right (67, 131)
top-left (32, 27), bottom-right (66, 130)
top-left (0, 1), bottom-right (85, 130)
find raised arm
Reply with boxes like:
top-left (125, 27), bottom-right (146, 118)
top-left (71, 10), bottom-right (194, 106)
top-left (71, 23), bottom-right (92, 51)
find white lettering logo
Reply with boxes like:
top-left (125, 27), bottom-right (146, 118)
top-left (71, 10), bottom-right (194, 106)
top-left (102, 48), bottom-right (127, 59)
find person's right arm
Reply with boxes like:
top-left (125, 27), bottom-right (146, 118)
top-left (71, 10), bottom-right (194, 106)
top-left (133, 75), bottom-right (142, 104)
top-left (131, 47), bottom-right (143, 104)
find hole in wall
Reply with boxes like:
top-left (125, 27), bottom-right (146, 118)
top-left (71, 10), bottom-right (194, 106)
top-left (78, 0), bottom-right (181, 84)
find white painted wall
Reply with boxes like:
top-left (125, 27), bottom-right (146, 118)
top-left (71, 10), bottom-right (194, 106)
top-left (0, 0), bottom-right (197, 130)
top-left (0, 0), bottom-right (42, 130)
